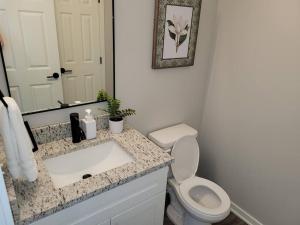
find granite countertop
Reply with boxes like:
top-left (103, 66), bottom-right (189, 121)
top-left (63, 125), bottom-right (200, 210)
top-left (1, 128), bottom-right (172, 225)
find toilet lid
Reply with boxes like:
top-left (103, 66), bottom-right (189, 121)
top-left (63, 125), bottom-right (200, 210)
top-left (171, 136), bottom-right (199, 183)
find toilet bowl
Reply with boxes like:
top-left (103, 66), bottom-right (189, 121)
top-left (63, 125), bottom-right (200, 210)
top-left (149, 124), bottom-right (231, 225)
top-left (169, 177), bottom-right (230, 225)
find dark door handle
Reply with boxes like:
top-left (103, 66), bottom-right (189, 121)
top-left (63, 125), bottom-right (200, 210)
top-left (47, 73), bottom-right (60, 79)
top-left (57, 100), bottom-right (69, 108)
top-left (61, 68), bottom-right (72, 74)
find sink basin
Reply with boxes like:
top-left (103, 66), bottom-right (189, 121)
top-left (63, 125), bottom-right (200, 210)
top-left (44, 140), bottom-right (134, 188)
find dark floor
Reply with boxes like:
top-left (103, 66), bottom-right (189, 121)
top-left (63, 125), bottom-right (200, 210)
top-left (164, 212), bottom-right (248, 225)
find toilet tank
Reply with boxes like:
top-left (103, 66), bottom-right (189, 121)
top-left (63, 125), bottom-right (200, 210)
top-left (148, 124), bottom-right (198, 150)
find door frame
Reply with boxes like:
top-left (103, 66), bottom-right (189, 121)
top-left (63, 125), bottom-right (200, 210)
top-left (0, 0), bottom-right (115, 116)
top-left (0, 45), bottom-right (11, 97)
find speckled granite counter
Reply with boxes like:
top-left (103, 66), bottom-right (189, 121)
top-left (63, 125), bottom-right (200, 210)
top-left (0, 128), bottom-right (172, 225)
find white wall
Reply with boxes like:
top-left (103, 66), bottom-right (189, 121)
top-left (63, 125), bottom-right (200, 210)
top-left (115, 0), bottom-right (217, 135)
top-left (200, 1), bottom-right (300, 224)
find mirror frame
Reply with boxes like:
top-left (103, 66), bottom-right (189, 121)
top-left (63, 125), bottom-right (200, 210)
top-left (0, 0), bottom-right (115, 116)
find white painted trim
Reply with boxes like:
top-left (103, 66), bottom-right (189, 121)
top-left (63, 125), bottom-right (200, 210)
top-left (231, 202), bottom-right (264, 225)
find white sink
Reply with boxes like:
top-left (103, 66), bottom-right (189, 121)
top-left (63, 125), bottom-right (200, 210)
top-left (44, 140), bottom-right (134, 188)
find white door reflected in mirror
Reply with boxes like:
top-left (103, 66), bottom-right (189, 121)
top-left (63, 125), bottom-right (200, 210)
top-left (55, 0), bottom-right (105, 104)
top-left (0, 0), bottom-right (114, 114)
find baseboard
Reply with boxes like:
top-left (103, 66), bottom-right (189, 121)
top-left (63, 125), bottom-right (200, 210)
top-left (231, 202), bottom-right (264, 225)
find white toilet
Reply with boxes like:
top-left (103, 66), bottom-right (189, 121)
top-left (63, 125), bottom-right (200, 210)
top-left (149, 124), bottom-right (231, 225)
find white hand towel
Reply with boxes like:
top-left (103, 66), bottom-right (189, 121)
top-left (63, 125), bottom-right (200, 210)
top-left (0, 97), bottom-right (38, 182)
top-left (0, 101), bottom-right (23, 178)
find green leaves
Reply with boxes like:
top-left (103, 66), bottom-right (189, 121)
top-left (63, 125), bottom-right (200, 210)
top-left (97, 89), bottom-right (108, 101)
top-left (119, 109), bottom-right (136, 118)
top-left (167, 20), bottom-right (175, 27)
top-left (107, 97), bottom-right (121, 118)
top-left (167, 20), bottom-right (176, 41)
top-left (184, 24), bottom-right (189, 31)
top-left (97, 90), bottom-right (136, 120)
top-left (168, 30), bottom-right (176, 41)
top-left (179, 34), bottom-right (188, 46)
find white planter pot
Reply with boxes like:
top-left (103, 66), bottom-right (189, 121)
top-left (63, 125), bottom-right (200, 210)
top-left (109, 119), bottom-right (124, 134)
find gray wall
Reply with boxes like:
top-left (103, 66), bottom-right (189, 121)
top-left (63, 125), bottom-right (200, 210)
top-left (200, 1), bottom-right (300, 224)
top-left (115, 0), bottom-right (217, 135)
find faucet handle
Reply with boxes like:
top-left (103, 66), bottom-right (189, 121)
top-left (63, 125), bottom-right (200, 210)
top-left (80, 128), bottom-right (86, 141)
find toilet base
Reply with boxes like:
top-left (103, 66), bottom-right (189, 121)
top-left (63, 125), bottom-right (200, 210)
top-left (167, 205), bottom-right (211, 225)
top-left (167, 205), bottom-right (183, 225)
top-left (167, 185), bottom-right (211, 225)
top-left (184, 213), bottom-right (210, 225)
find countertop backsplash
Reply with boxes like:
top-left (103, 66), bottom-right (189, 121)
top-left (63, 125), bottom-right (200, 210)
top-left (31, 112), bottom-right (109, 145)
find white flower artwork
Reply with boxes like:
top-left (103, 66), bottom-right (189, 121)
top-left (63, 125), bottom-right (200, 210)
top-left (162, 5), bottom-right (193, 59)
top-left (168, 15), bottom-right (189, 52)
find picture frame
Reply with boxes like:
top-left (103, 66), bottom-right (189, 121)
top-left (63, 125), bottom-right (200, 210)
top-left (152, 0), bottom-right (202, 69)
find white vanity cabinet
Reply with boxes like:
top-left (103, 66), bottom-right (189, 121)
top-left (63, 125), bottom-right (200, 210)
top-left (30, 167), bottom-right (168, 225)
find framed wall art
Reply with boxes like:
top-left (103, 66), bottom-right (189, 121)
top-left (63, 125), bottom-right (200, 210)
top-left (152, 0), bottom-right (202, 69)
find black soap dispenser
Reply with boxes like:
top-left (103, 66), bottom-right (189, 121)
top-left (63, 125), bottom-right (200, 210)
top-left (70, 113), bottom-right (85, 143)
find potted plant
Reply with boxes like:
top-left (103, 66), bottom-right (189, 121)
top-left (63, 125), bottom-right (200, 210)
top-left (97, 90), bottom-right (135, 134)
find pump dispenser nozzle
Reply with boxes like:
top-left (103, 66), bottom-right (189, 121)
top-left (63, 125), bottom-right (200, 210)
top-left (85, 109), bottom-right (93, 121)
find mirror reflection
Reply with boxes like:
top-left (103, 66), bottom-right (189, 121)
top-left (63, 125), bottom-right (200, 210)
top-left (0, 0), bottom-right (114, 114)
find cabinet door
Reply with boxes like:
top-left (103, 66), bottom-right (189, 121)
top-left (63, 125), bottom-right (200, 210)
top-left (96, 220), bottom-right (110, 225)
top-left (72, 218), bottom-right (110, 225)
top-left (111, 193), bottom-right (165, 225)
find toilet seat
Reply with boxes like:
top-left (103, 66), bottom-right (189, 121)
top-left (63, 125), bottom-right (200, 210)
top-left (178, 177), bottom-right (231, 222)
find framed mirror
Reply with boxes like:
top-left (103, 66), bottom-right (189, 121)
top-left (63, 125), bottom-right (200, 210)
top-left (0, 0), bottom-right (114, 115)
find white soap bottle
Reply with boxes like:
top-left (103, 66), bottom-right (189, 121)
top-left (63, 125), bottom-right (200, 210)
top-left (81, 109), bottom-right (96, 140)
